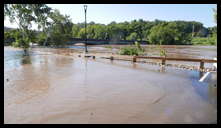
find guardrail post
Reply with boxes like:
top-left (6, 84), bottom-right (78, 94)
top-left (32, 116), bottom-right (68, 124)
top-left (200, 61), bottom-right (204, 71)
top-left (162, 58), bottom-right (166, 65)
top-left (133, 56), bottom-right (136, 62)
top-left (110, 56), bottom-right (114, 60)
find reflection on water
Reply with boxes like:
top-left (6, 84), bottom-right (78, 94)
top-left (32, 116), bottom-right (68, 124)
top-left (21, 55), bottom-right (32, 65)
top-left (190, 71), bottom-right (217, 106)
top-left (4, 46), bottom-right (217, 124)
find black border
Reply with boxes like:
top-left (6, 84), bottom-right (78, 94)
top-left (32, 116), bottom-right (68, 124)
top-left (2, 0), bottom-right (220, 4)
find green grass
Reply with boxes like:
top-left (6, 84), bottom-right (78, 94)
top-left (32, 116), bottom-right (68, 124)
top-left (118, 42), bottom-right (145, 56)
top-left (191, 37), bottom-right (216, 45)
top-left (104, 45), bottom-right (113, 49)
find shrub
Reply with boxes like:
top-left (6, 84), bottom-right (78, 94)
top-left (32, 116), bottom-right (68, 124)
top-left (191, 37), bottom-right (216, 45)
top-left (12, 37), bottom-right (30, 48)
top-left (160, 48), bottom-right (167, 57)
top-left (119, 46), bottom-right (139, 56)
top-left (104, 45), bottom-right (113, 49)
top-left (119, 42), bottom-right (145, 56)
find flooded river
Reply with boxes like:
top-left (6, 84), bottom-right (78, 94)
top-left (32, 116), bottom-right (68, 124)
top-left (4, 46), bottom-right (217, 124)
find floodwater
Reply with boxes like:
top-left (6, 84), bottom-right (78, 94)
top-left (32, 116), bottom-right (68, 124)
top-left (4, 46), bottom-right (217, 124)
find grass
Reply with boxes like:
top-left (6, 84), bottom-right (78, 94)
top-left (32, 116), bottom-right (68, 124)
top-left (104, 45), bottom-right (113, 49)
top-left (191, 37), bottom-right (216, 45)
top-left (118, 41), bottom-right (145, 56)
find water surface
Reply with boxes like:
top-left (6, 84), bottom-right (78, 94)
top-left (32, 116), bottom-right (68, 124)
top-left (4, 46), bottom-right (217, 124)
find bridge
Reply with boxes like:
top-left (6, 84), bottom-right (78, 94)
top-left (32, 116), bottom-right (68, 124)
top-left (66, 38), bottom-right (148, 45)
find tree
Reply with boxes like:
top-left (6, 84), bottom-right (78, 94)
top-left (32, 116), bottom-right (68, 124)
top-left (78, 28), bottom-right (86, 39)
top-left (126, 32), bottom-right (138, 41)
top-left (107, 22), bottom-right (122, 41)
top-left (117, 22), bottom-right (130, 40)
top-left (167, 22), bottom-right (192, 44)
top-left (4, 4), bottom-right (52, 53)
top-left (33, 4), bottom-right (52, 46)
top-left (93, 24), bottom-right (107, 39)
top-left (36, 32), bottom-right (47, 45)
top-left (72, 24), bottom-right (81, 38)
top-left (47, 9), bottom-right (73, 46)
top-left (148, 23), bottom-right (191, 45)
top-left (130, 20), bottom-right (143, 42)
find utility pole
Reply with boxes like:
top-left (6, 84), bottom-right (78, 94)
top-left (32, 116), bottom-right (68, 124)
top-left (84, 5), bottom-right (88, 53)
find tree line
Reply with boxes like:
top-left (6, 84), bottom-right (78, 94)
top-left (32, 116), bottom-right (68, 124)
top-left (4, 4), bottom-right (217, 51)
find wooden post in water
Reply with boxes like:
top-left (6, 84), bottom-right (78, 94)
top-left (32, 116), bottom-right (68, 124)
top-left (133, 56), bottom-right (137, 62)
top-left (200, 61), bottom-right (204, 71)
top-left (162, 58), bottom-right (166, 66)
top-left (110, 56), bottom-right (114, 61)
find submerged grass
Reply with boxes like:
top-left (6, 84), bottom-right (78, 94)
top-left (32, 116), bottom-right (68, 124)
top-left (118, 42), bottom-right (145, 56)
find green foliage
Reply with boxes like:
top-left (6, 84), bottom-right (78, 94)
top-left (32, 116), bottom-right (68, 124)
top-left (126, 32), bottom-right (138, 41)
top-left (36, 32), bottom-right (47, 45)
top-left (148, 23), bottom-right (192, 45)
top-left (44, 9), bottom-right (73, 46)
top-left (93, 25), bottom-right (107, 39)
top-left (12, 36), bottom-right (30, 48)
top-left (160, 49), bottom-right (166, 57)
top-left (4, 4), bottom-right (51, 49)
top-left (78, 28), bottom-right (86, 39)
top-left (70, 19), bottom-right (214, 45)
top-left (119, 41), bottom-right (144, 56)
top-left (134, 41), bottom-right (144, 51)
top-left (48, 32), bottom-right (69, 46)
top-left (158, 46), bottom-right (167, 57)
top-left (104, 45), bottom-right (113, 49)
top-left (130, 19), bottom-right (145, 41)
top-left (119, 46), bottom-right (140, 56)
top-left (4, 4), bottom-right (216, 47)
top-left (72, 24), bottom-right (81, 38)
top-left (191, 37), bottom-right (217, 45)
top-left (4, 31), bottom-right (15, 45)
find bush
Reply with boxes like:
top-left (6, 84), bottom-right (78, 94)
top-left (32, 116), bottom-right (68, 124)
top-left (119, 46), bottom-right (139, 56)
top-left (119, 42), bottom-right (144, 56)
top-left (191, 37), bottom-right (216, 45)
top-left (12, 37), bottom-right (30, 48)
top-left (12, 41), bottom-right (20, 47)
top-left (159, 47), bottom-right (167, 57)
top-left (104, 45), bottom-right (113, 49)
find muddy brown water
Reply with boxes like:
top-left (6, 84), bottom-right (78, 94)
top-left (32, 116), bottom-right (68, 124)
top-left (4, 46), bottom-right (217, 124)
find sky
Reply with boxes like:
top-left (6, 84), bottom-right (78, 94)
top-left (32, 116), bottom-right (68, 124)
top-left (4, 4), bottom-right (217, 29)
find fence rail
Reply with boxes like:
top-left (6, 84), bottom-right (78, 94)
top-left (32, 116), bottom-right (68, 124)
top-left (81, 54), bottom-right (217, 71)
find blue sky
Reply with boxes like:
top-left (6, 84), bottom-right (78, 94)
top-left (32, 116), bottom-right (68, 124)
top-left (4, 4), bottom-right (217, 29)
